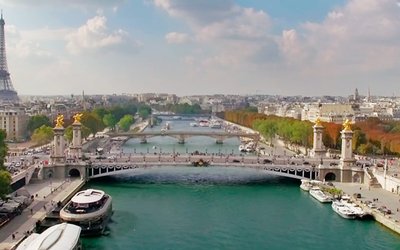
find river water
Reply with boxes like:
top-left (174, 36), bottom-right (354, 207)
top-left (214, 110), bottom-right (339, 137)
top-left (83, 118), bottom-right (400, 250)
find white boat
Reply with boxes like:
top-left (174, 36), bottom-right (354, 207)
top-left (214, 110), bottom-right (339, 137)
top-left (209, 120), bottom-right (222, 129)
top-left (16, 223), bottom-right (81, 250)
top-left (60, 189), bottom-right (112, 236)
top-left (331, 200), bottom-right (357, 219)
top-left (300, 179), bottom-right (313, 191)
top-left (239, 144), bottom-right (246, 152)
top-left (309, 187), bottom-right (333, 203)
top-left (199, 120), bottom-right (209, 127)
top-left (190, 122), bottom-right (198, 127)
top-left (340, 195), bottom-right (366, 217)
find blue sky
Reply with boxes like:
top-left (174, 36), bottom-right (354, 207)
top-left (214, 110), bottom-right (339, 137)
top-left (1, 0), bottom-right (399, 97)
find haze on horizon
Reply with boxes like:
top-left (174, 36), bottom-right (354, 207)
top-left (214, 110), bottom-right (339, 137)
top-left (1, 0), bottom-right (400, 97)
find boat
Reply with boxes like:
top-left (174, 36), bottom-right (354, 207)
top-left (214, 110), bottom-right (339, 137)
top-left (239, 144), bottom-right (246, 152)
top-left (309, 187), bottom-right (332, 203)
top-left (190, 122), bottom-right (198, 127)
top-left (209, 120), bottom-right (222, 129)
top-left (300, 179), bottom-right (313, 191)
top-left (60, 189), bottom-right (113, 236)
top-left (331, 200), bottom-right (357, 219)
top-left (16, 223), bottom-right (82, 250)
top-left (340, 195), bottom-right (367, 218)
top-left (198, 120), bottom-right (209, 127)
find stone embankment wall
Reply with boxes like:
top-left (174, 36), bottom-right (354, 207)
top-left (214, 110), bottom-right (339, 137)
top-left (374, 170), bottom-right (400, 194)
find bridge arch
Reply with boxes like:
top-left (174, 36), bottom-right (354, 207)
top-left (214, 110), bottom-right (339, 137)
top-left (324, 172), bottom-right (336, 181)
top-left (68, 168), bottom-right (81, 178)
top-left (87, 164), bottom-right (316, 181)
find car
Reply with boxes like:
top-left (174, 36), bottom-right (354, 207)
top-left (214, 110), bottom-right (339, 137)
top-left (330, 162), bottom-right (338, 166)
top-left (232, 159), bottom-right (241, 163)
top-left (367, 203), bottom-right (377, 209)
top-left (263, 159), bottom-right (272, 164)
top-left (303, 161), bottom-right (310, 165)
top-left (95, 156), bottom-right (106, 160)
top-left (107, 156), bottom-right (116, 160)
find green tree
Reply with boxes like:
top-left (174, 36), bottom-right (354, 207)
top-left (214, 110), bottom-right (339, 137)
top-left (0, 130), bottom-right (7, 169)
top-left (138, 105), bottom-right (151, 119)
top-left (103, 114), bottom-right (117, 130)
top-left (81, 112), bottom-right (105, 136)
top-left (27, 115), bottom-right (51, 136)
top-left (118, 115), bottom-right (134, 132)
top-left (0, 170), bottom-right (11, 199)
top-left (31, 125), bottom-right (54, 145)
top-left (64, 126), bottom-right (73, 142)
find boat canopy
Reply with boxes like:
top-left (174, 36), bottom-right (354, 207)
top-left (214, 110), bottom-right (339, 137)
top-left (71, 189), bottom-right (105, 204)
top-left (16, 223), bottom-right (81, 250)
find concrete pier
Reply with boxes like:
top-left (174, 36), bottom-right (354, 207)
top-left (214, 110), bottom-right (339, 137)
top-left (334, 182), bottom-right (400, 235)
top-left (0, 179), bottom-right (85, 250)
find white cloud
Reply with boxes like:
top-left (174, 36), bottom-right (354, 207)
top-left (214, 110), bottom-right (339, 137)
top-left (154, 0), bottom-right (275, 67)
top-left (286, 0), bottom-right (400, 73)
top-left (0, 0), bottom-right (124, 8)
top-left (165, 32), bottom-right (189, 44)
top-left (66, 15), bottom-right (130, 54)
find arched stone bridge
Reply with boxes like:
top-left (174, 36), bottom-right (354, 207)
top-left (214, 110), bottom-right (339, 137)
top-left (107, 131), bottom-right (260, 144)
top-left (82, 154), bottom-right (319, 180)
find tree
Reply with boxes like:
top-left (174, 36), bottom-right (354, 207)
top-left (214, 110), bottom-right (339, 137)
top-left (138, 105), bottom-right (151, 119)
top-left (31, 125), bottom-right (54, 145)
top-left (81, 112), bottom-right (105, 136)
top-left (27, 115), bottom-right (51, 136)
top-left (0, 130), bottom-right (7, 169)
top-left (0, 170), bottom-right (11, 199)
top-left (103, 114), bottom-right (117, 130)
top-left (118, 115), bottom-right (134, 132)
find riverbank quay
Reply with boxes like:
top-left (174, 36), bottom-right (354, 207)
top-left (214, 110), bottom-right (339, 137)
top-left (0, 179), bottom-right (85, 250)
top-left (334, 182), bottom-right (400, 235)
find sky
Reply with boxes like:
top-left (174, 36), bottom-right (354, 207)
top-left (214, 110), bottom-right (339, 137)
top-left (1, 0), bottom-right (400, 97)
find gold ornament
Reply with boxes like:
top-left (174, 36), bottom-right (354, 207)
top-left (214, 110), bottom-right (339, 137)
top-left (73, 113), bottom-right (83, 124)
top-left (55, 114), bottom-right (64, 128)
top-left (315, 117), bottom-right (322, 126)
top-left (343, 119), bottom-right (352, 131)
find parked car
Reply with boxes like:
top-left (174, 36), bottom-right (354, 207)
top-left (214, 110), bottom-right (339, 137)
top-left (263, 159), bottom-right (272, 164)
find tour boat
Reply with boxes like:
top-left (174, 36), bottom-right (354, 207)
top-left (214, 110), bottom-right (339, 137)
top-left (300, 179), bottom-right (313, 191)
top-left (340, 195), bottom-right (366, 218)
top-left (199, 120), bottom-right (209, 127)
top-left (60, 189), bottom-right (113, 236)
top-left (16, 223), bottom-right (82, 250)
top-left (331, 200), bottom-right (357, 219)
top-left (309, 187), bottom-right (332, 203)
top-left (209, 120), bottom-right (222, 129)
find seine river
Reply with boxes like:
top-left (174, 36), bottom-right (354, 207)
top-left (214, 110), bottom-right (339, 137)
top-left (83, 118), bottom-right (400, 250)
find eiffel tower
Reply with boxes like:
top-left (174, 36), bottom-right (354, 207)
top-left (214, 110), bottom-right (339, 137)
top-left (0, 12), bottom-right (19, 103)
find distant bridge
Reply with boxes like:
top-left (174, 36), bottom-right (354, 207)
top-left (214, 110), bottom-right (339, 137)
top-left (82, 154), bottom-right (321, 180)
top-left (107, 131), bottom-right (260, 144)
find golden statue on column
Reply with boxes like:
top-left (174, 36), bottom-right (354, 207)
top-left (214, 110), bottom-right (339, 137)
top-left (343, 119), bottom-right (352, 131)
top-left (55, 114), bottom-right (64, 128)
top-left (73, 113), bottom-right (83, 124)
top-left (314, 117), bottom-right (322, 127)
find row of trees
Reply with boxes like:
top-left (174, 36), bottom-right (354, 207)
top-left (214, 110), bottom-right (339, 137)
top-left (0, 130), bottom-right (11, 199)
top-left (224, 110), bottom-right (400, 156)
top-left (27, 103), bottom-right (152, 146)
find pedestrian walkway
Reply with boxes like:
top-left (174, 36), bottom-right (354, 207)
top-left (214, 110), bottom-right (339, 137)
top-left (0, 179), bottom-right (84, 250)
top-left (334, 182), bottom-right (400, 234)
